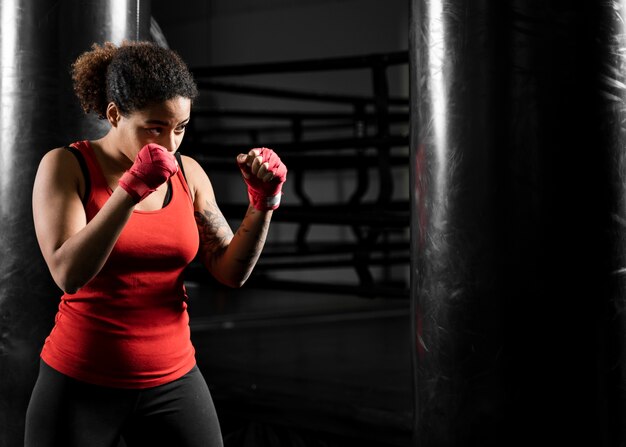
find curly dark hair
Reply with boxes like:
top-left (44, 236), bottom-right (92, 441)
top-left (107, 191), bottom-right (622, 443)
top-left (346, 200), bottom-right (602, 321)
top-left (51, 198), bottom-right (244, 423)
top-left (72, 41), bottom-right (198, 119)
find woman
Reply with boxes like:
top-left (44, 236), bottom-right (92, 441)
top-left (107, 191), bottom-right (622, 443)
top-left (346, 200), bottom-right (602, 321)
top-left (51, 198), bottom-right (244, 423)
top-left (25, 41), bottom-right (286, 447)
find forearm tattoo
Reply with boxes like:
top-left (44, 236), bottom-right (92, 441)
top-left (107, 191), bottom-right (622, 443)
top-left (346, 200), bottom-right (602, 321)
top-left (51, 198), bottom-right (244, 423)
top-left (234, 206), bottom-right (270, 269)
top-left (194, 199), bottom-right (234, 267)
top-left (195, 201), bottom-right (272, 282)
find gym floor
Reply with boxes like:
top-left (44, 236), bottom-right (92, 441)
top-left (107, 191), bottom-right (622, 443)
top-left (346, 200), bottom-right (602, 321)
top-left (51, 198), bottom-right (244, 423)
top-left (186, 281), bottom-right (413, 446)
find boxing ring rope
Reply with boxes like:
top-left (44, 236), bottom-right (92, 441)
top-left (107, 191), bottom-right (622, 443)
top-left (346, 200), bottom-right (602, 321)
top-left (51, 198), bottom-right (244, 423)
top-left (186, 51), bottom-right (410, 298)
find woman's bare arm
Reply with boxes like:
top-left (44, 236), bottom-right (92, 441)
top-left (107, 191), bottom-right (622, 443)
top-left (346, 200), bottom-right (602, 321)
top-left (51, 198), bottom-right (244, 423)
top-left (32, 148), bottom-right (136, 294)
top-left (183, 155), bottom-right (272, 288)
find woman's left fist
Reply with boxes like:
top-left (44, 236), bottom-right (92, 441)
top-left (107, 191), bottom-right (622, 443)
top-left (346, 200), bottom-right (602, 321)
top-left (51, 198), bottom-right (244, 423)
top-left (237, 147), bottom-right (287, 211)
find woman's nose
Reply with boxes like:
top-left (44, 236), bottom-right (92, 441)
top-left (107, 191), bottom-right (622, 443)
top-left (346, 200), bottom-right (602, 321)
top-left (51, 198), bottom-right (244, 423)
top-left (158, 133), bottom-right (178, 153)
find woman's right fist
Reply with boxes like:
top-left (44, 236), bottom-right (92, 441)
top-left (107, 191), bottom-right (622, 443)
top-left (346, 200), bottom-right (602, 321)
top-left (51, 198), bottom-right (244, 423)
top-left (118, 144), bottom-right (178, 203)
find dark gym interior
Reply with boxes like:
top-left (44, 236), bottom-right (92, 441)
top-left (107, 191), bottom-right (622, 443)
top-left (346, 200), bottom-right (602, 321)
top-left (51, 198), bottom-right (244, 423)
top-left (2, 1), bottom-right (626, 446)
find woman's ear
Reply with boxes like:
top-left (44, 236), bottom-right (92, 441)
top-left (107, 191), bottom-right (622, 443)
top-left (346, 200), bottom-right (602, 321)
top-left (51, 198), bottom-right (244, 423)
top-left (106, 102), bottom-right (121, 127)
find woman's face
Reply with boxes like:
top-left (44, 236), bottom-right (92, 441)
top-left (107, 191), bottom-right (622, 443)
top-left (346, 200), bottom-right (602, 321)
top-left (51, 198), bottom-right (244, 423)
top-left (114, 96), bottom-right (191, 158)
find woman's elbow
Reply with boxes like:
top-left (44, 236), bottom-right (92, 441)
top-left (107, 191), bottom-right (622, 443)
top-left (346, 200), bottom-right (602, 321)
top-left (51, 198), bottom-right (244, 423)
top-left (216, 275), bottom-right (247, 289)
top-left (227, 278), bottom-right (247, 289)
top-left (62, 285), bottom-right (80, 295)
top-left (50, 263), bottom-right (85, 295)
top-left (210, 269), bottom-right (248, 289)
top-left (54, 273), bottom-right (82, 295)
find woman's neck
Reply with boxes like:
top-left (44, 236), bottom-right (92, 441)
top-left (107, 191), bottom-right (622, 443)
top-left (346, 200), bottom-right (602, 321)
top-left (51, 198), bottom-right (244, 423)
top-left (91, 133), bottom-right (134, 173)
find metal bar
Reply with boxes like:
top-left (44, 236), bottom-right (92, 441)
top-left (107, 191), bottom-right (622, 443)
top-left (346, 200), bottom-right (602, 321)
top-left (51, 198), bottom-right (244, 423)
top-left (218, 203), bottom-right (409, 227)
top-left (290, 118), bottom-right (312, 247)
top-left (192, 51), bottom-right (409, 78)
top-left (191, 309), bottom-right (408, 335)
top-left (372, 62), bottom-right (394, 205)
top-left (191, 108), bottom-right (409, 122)
top-left (261, 241), bottom-right (409, 257)
top-left (199, 122), bottom-right (362, 136)
top-left (348, 105), bottom-right (371, 206)
top-left (193, 154), bottom-right (408, 171)
top-left (243, 278), bottom-right (409, 299)
top-left (184, 135), bottom-right (408, 156)
top-left (191, 120), bottom-right (409, 138)
top-left (371, 62), bottom-right (393, 284)
top-left (254, 255), bottom-right (410, 271)
top-left (190, 307), bottom-right (409, 332)
top-left (196, 80), bottom-right (409, 106)
top-left (183, 267), bottom-right (408, 299)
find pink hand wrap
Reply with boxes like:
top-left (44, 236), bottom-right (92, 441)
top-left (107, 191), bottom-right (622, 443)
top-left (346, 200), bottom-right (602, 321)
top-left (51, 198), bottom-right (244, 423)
top-left (118, 143), bottom-right (178, 203)
top-left (238, 147), bottom-right (287, 211)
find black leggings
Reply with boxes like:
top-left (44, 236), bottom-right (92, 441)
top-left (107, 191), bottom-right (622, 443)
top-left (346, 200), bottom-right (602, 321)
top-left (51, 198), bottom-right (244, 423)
top-left (25, 360), bottom-right (223, 447)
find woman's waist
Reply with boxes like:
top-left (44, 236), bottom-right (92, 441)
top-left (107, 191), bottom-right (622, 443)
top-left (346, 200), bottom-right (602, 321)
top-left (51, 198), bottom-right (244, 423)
top-left (41, 321), bottom-right (195, 388)
top-left (56, 297), bottom-right (190, 335)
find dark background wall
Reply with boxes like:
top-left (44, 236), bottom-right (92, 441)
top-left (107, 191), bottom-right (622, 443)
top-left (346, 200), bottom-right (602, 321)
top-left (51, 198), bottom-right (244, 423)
top-left (151, 2), bottom-right (414, 446)
top-left (152, 0), bottom-right (410, 287)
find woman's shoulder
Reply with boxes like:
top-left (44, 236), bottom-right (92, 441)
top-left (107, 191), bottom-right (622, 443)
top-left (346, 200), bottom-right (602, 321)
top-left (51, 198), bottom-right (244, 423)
top-left (179, 153), bottom-right (202, 170)
top-left (40, 146), bottom-right (76, 166)
top-left (179, 153), bottom-right (211, 183)
top-left (178, 153), bottom-right (217, 204)
top-left (36, 146), bottom-right (85, 188)
top-left (40, 145), bottom-right (85, 168)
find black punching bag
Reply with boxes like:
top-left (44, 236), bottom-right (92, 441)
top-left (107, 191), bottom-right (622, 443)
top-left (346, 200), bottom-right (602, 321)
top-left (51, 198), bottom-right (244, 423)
top-left (410, 1), bottom-right (626, 446)
top-left (0, 1), bottom-right (151, 446)
top-left (57, 0), bottom-right (152, 143)
top-left (0, 2), bottom-right (60, 445)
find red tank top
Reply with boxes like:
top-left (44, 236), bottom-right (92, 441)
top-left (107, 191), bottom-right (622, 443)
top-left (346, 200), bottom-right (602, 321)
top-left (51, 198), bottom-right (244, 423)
top-left (41, 140), bottom-right (200, 389)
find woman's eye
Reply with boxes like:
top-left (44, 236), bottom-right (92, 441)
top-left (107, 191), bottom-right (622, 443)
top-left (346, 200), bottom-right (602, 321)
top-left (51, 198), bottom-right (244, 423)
top-left (146, 128), bottom-right (162, 135)
top-left (175, 125), bottom-right (187, 134)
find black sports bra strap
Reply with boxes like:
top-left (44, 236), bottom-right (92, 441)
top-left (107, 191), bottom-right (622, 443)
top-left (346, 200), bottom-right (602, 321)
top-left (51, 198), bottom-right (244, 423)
top-left (175, 151), bottom-right (187, 181)
top-left (173, 151), bottom-right (194, 202)
top-left (64, 146), bottom-right (91, 206)
top-left (64, 148), bottom-right (187, 208)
